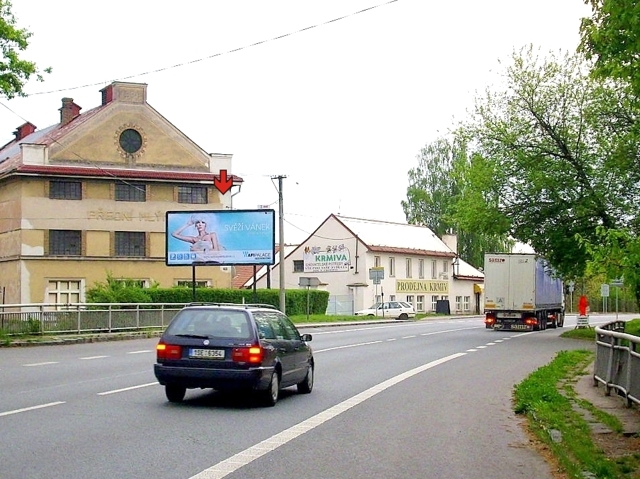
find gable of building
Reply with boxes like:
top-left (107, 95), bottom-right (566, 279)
top-left (1, 82), bottom-right (235, 179)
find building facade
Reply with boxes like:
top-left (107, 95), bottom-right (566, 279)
top-left (243, 215), bottom-right (484, 315)
top-left (0, 82), bottom-right (240, 305)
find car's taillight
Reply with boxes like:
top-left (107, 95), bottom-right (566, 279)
top-left (157, 342), bottom-right (182, 360)
top-left (484, 314), bottom-right (495, 324)
top-left (232, 345), bottom-right (264, 364)
top-left (524, 317), bottom-right (537, 325)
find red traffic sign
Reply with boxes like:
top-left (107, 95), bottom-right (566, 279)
top-left (214, 169), bottom-right (233, 194)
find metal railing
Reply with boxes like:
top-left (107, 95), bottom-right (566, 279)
top-left (594, 321), bottom-right (640, 407)
top-left (0, 303), bottom-right (187, 336)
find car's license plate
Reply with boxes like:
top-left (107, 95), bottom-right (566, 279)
top-left (190, 348), bottom-right (224, 359)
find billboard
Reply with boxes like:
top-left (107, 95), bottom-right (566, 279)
top-left (165, 209), bottom-right (275, 266)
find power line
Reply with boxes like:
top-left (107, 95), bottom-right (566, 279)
top-left (26, 0), bottom-right (399, 97)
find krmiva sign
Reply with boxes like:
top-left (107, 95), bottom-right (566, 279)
top-left (303, 244), bottom-right (350, 273)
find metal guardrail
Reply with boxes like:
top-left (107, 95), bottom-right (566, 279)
top-left (594, 321), bottom-right (640, 408)
top-left (0, 303), bottom-right (187, 336)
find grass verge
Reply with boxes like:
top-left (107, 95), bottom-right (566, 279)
top-left (514, 349), bottom-right (640, 478)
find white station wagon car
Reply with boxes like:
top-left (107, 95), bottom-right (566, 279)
top-left (354, 301), bottom-right (416, 320)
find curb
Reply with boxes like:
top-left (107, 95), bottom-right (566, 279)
top-left (2, 315), bottom-right (482, 347)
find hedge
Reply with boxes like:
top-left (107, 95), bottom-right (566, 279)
top-left (88, 286), bottom-right (330, 316)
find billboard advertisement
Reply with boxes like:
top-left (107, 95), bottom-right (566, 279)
top-left (165, 209), bottom-right (275, 266)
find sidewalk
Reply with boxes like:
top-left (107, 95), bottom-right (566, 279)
top-left (573, 362), bottom-right (640, 435)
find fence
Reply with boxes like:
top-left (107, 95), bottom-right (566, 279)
top-left (0, 303), bottom-right (186, 336)
top-left (325, 295), bottom-right (354, 316)
top-left (594, 321), bottom-right (640, 408)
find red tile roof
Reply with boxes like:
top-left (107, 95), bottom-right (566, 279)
top-left (11, 164), bottom-right (243, 184)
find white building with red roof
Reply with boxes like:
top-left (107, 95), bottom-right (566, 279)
top-left (242, 214), bottom-right (484, 315)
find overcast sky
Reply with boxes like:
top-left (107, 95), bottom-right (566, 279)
top-left (1, 0), bottom-right (592, 243)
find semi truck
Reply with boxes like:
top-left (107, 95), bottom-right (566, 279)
top-left (483, 253), bottom-right (565, 331)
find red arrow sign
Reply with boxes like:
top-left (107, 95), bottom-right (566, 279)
top-left (214, 169), bottom-right (233, 194)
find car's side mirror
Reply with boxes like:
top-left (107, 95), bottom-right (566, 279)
top-left (301, 333), bottom-right (312, 342)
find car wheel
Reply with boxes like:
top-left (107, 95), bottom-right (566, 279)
top-left (398, 313), bottom-right (408, 321)
top-left (165, 384), bottom-right (186, 403)
top-left (261, 371), bottom-right (279, 407)
top-left (297, 364), bottom-right (314, 394)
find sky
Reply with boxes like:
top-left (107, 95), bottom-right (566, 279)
top-left (1, 0), bottom-right (592, 244)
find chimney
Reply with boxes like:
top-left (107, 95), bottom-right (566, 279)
top-left (59, 98), bottom-right (81, 125)
top-left (101, 84), bottom-right (114, 105)
top-left (13, 122), bottom-right (37, 141)
top-left (442, 233), bottom-right (458, 254)
top-left (100, 82), bottom-right (146, 105)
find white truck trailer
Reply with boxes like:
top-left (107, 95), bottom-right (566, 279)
top-left (483, 253), bottom-right (564, 331)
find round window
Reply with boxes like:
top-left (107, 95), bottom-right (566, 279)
top-left (119, 128), bottom-right (143, 154)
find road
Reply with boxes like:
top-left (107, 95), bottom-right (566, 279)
top-left (0, 314), bottom-right (628, 479)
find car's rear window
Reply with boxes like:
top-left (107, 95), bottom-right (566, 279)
top-left (166, 309), bottom-right (253, 339)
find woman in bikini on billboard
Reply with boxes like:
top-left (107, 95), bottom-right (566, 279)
top-left (171, 215), bottom-right (221, 252)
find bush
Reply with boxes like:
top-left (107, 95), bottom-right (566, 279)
top-left (87, 273), bottom-right (330, 316)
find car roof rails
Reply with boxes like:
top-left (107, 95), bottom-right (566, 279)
top-left (243, 303), bottom-right (279, 310)
top-left (187, 302), bottom-right (279, 310)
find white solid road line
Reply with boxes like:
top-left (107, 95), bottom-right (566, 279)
top-left (0, 401), bottom-right (65, 417)
top-left (188, 353), bottom-right (466, 479)
top-left (188, 326), bottom-right (537, 478)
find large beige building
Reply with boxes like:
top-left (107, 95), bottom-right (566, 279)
top-left (0, 81), bottom-right (240, 305)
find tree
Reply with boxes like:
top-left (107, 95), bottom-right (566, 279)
top-left (402, 133), bottom-right (512, 269)
top-left (579, 0), bottom-right (640, 94)
top-left (0, 0), bottom-right (50, 99)
top-left (458, 45), bottom-right (640, 281)
top-left (581, 227), bottom-right (640, 310)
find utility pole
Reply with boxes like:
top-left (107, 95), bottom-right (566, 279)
top-left (272, 175), bottom-right (287, 313)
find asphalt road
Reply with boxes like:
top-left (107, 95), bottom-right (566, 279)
top-left (0, 314), bottom-right (619, 479)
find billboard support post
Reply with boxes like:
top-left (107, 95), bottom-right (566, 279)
top-left (192, 264), bottom-right (197, 302)
top-left (253, 265), bottom-right (258, 303)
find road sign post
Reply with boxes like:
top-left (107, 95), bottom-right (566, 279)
top-left (601, 283), bottom-right (609, 313)
top-left (369, 268), bottom-right (384, 311)
top-left (568, 281), bottom-right (575, 313)
top-left (299, 277), bottom-right (320, 320)
top-left (611, 279), bottom-right (624, 320)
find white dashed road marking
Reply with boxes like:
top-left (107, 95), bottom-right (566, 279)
top-left (97, 382), bottom-right (158, 396)
top-left (189, 353), bottom-right (466, 479)
top-left (0, 401), bottom-right (65, 417)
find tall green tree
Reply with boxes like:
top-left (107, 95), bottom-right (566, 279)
top-left (402, 133), bottom-right (512, 269)
top-left (0, 0), bottom-right (49, 99)
top-left (578, 1), bottom-right (640, 308)
top-left (579, 0), bottom-right (640, 94)
top-left (457, 45), bottom-right (640, 281)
